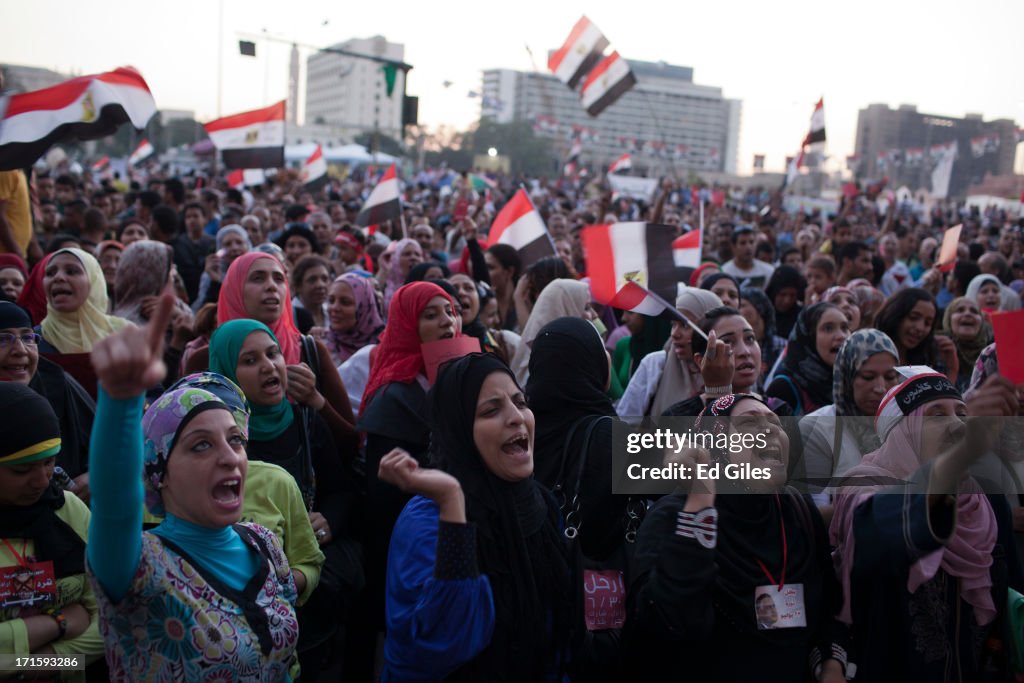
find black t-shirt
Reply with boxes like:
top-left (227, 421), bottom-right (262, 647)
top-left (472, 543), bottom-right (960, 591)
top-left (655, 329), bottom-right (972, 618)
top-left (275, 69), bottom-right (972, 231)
top-left (172, 232), bottom-right (215, 303)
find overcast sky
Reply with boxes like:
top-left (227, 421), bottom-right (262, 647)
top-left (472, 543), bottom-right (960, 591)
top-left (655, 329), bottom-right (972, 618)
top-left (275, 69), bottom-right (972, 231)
top-left (3, 0), bottom-right (1022, 174)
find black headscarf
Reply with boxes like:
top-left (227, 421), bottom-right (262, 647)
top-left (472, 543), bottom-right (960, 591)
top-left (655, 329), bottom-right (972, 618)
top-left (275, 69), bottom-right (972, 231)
top-left (740, 288), bottom-right (778, 342)
top-left (765, 266), bottom-right (807, 339)
top-left (405, 261), bottom-right (451, 284)
top-left (0, 382), bottom-right (86, 578)
top-left (693, 394), bottom-right (822, 646)
top-left (776, 302), bottom-right (839, 412)
top-left (428, 353), bottom-right (572, 681)
top-left (700, 272), bottom-right (741, 297)
top-left (526, 317), bottom-right (614, 487)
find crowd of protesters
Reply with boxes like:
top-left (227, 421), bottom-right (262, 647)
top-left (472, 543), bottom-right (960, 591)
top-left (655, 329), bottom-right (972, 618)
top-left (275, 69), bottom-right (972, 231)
top-left (0, 157), bottom-right (1023, 682)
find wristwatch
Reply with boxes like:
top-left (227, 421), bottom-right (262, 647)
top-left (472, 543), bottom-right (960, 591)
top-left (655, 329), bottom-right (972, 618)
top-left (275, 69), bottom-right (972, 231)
top-left (44, 607), bottom-right (67, 639)
top-left (704, 383), bottom-right (733, 397)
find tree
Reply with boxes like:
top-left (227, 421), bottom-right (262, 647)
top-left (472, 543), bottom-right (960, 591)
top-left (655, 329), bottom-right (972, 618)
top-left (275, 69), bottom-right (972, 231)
top-left (463, 119), bottom-right (557, 176)
top-left (354, 132), bottom-right (404, 157)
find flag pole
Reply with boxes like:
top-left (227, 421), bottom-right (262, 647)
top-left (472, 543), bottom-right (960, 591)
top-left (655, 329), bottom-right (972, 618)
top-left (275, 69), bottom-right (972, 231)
top-left (642, 286), bottom-right (708, 341)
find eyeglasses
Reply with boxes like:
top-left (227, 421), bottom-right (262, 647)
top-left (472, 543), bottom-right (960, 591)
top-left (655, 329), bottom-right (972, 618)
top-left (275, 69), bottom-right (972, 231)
top-left (0, 333), bottom-right (40, 348)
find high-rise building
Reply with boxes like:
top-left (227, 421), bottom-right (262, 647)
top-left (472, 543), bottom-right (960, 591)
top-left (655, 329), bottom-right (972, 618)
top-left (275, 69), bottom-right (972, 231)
top-left (854, 103), bottom-right (1017, 198)
top-left (481, 60), bottom-right (741, 174)
top-left (0, 64), bottom-right (67, 93)
top-left (287, 44), bottom-right (300, 125)
top-left (305, 36), bottom-right (405, 141)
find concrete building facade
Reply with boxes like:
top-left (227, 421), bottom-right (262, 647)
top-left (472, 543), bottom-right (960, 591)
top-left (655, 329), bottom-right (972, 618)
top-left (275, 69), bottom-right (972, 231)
top-left (305, 36), bottom-right (405, 142)
top-left (481, 59), bottom-right (741, 174)
top-left (854, 103), bottom-right (1017, 198)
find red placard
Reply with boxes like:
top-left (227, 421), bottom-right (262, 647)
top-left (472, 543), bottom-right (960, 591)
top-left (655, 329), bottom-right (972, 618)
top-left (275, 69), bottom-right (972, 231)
top-left (990, 309), bottom-right (1024, 384)
top-left (421, 336), bottom-right (481, 384)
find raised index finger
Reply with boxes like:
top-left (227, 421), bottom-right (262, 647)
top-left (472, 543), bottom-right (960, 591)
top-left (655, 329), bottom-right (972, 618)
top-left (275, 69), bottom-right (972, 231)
top-left (147, 288), bottom-right (176, 354)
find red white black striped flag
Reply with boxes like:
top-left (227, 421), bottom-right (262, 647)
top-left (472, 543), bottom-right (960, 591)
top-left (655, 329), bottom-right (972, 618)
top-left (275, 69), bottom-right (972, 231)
top-left (582, 222), bottom-right (693, 306)
top-left (301, 144), bottom-right (328, 191)
top-left (580, 52), bottom-right (637, 118)
top-left (607, 153), bottom-right (631, 175)
top-left (0, 67), bottom-right (156, 171)
top-left (548, 16), bottom-right (609, 90)
top-left (355, 164), bottom-right (401, 227)
top-left (204, 101), bottom-right (285, 170)
top-left (129, 138), bottom-right (154, 166)
top-left (803, 98), bottom-right (825, 146)
top-left (486, 189), bottom-right (555, 266)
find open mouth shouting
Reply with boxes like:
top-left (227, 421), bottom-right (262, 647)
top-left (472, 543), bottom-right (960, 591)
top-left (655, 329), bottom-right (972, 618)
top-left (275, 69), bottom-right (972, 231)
top-left (501, 433), bottom-right (531, 461)
top-left (260, 374), bottom-right (283, 398)
top-left (211, 477), bottom-right (243, 512)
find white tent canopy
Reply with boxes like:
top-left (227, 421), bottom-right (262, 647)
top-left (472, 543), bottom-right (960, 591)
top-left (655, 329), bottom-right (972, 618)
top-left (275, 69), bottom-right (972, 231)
top-left (284, 143), bottom-right (399, 166)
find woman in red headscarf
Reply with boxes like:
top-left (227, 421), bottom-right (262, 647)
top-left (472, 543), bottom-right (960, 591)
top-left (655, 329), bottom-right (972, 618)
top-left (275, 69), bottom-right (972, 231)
top-left (351, 280), bottom-right (460, 679)
top-left (17, 254), bottom-right (51, 325)
top-left (183, 251), bottom-right (357, 449)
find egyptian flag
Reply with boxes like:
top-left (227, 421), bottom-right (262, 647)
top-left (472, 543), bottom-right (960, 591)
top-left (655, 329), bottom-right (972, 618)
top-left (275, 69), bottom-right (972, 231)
top-left (0, 66), bottom-right (156, 171)
top-left (673, 229), bottom-right (702, 269)
top-left (803, 98), bottom-right (826, 146)
top-left (355, 163), bottom-right (401, 227)
top-left (607, 152), bottom-right (631, 174)
top-left (604, 280), bottom-right (685, 319)
top-left (548, 16), bottom-right (609, 89)
top-left (580, 52), bottom-right (637, 118)
top-left (301, 144), bottom-right (328, 191)
top-left (204, 101), bottom-right (285, 169)
top-left (227, 169), bottom-right (266, 189)
top-left (91, 156), bottom-right (110, 173)
top-left (563, 138), bottom-right (582, 177)
top-left (487, 189), bottom-right (555, 266)
top-left (582, 222), bottom-right (689, 306)
top-left (129, 138), bottom-right (154, 165)
top-left (782, 149), bottom-right (804, 190)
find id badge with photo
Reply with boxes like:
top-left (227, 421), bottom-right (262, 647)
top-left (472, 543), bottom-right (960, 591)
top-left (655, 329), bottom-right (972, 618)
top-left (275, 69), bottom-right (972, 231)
top-left (754, 583), bottom-right (806, 630)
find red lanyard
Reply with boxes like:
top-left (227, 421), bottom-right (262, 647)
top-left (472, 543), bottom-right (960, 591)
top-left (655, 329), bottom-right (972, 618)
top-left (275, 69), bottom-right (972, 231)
top-left (1, 539), bottom-right (29, 568)
top-left (754, 494), bottom-right (787, 589)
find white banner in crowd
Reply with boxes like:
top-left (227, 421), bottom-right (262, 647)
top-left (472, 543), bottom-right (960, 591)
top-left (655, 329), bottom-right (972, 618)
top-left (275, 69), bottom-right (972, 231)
top-left (607, 174), bottom-right (658, 201)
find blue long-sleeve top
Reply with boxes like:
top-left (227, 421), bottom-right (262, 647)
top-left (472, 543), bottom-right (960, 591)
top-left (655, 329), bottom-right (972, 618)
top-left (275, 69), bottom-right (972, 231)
top-left (87, 389), bottom-right (260, 603)
top-left (383, 495), bottom-right (495, 683)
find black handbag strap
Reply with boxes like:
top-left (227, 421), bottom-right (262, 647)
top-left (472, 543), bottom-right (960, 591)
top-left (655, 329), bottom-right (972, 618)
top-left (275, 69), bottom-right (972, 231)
top-left (301, 334), bottom-right (322, 394)
top-left (559, 415), bottom-right (609, 541)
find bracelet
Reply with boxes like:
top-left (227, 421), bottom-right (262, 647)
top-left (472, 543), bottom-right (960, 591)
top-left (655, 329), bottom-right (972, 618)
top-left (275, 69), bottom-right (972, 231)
top-left (675, 507), bottom-right (718, 548)
top-left (44, 607), bottom-right (67, 639)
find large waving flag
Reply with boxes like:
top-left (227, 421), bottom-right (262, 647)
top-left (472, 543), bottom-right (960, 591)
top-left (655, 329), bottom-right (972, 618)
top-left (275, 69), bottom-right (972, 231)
top-left (129, 138), bottom-right (154, 166)
top-left (580, 52), bottom-right (637, 117)
top-left (301, 144), bottom-right (328, 191)
top-left (0, 66), bottom-right (156, 171)
top-left (204, 101), bottom-right (285, 169)
top-left (803, 98), bottom-right (826, 146)
top-left (548, 16), bottom-right (609, 90)
top-left (781, 99), bottom-right (825, 192)
top-left (355, 164), bottom-right (401, 227)
top-left (487, 189), bottom-right (555, 266)
top-left (582, 222), bottom-right (692, 305)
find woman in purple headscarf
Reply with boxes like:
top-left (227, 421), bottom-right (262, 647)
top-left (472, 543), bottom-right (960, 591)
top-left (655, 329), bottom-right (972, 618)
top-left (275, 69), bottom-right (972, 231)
top-left (324, 273), bottom-right (385, 367)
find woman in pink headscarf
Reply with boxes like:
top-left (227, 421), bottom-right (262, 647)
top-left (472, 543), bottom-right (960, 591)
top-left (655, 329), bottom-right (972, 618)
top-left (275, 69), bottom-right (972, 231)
top-left (378, 238), bottom-right (423, 312)
top-left (830, 368), bottom-right (1021, 680)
